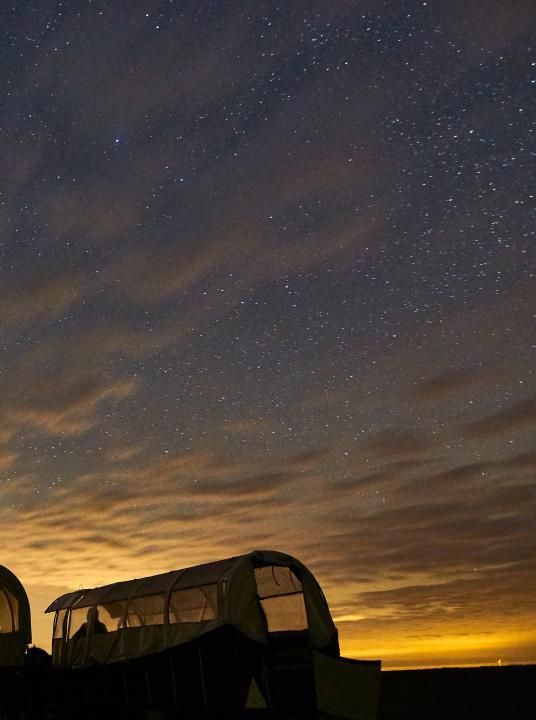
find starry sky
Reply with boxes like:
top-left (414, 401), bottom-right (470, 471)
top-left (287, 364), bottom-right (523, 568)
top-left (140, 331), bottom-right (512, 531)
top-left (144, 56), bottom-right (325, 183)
top-left (1, 1), bottom-right (535, 669)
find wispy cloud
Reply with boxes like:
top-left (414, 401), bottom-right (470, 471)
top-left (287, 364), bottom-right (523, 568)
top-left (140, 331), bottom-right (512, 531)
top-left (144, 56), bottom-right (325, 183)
top-left (0, 269), bottom-right (82, 326)
top-left (464, 397), bottom-right (536, 438)
top-left (1, 368), bottom-right (139, 436)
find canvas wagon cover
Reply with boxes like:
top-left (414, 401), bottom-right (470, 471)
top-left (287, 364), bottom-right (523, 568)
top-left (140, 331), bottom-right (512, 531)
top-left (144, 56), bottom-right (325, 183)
top-left (46, 549), bottom-right (337, 667)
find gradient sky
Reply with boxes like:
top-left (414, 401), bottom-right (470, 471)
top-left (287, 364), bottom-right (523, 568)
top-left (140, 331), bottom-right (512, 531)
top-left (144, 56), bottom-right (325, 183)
top-left (1, 1), bottom-right (535, 669)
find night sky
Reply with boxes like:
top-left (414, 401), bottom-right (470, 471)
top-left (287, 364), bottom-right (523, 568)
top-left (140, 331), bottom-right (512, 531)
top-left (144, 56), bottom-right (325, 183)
top-left (1, 1), bottom-right (535, 669)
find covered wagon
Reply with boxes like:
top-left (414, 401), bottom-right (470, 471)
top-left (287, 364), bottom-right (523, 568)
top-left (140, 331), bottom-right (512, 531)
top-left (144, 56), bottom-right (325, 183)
top-left (0, 565), bottom-right (33, 717)
top-left (46, 549), bottom-right (380, 718)
top-left (0, 564), bottom-right (31, 667)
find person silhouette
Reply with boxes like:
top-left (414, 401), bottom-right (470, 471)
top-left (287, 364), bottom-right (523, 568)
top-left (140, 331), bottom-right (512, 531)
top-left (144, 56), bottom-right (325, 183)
top-left (72, 606), bottom-right (108, 639)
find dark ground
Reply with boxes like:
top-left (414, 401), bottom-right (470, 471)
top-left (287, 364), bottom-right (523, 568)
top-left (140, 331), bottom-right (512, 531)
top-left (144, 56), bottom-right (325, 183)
top-left (1, 660), bottom-right (534, 719)
top-left (378, 664), bottom-right (535, 720)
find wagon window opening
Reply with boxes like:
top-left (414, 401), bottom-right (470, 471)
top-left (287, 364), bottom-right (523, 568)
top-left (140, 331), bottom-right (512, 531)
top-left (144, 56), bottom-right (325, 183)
top-left (0, 589), bottom-right (15, 633)
top-left (68, 602), bottom-right (126, 638)
top-left (97, 602), bottom-right (126, 631)
top-left (169, 584), bottom-right (217, 624)
top-left (126, 594), bottom-right (165, 627)
top-left (68, 606), bottom-right (88, 639)
top-left (8, 589), bottom-right (19, 632)
top-left (254, 565), bottom-right (307, 633)
top-left (53, 608), bottom-right (67, 639)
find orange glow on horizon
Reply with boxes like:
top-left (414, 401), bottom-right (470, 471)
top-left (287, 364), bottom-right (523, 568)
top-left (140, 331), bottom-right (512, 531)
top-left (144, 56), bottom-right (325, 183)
top-left (340, 625), bottom-right (536, 669)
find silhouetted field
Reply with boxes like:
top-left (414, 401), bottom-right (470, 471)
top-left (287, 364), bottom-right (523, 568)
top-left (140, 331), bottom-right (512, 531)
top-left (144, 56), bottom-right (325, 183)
top-left (378, 664), bottom-right (535, 720)
top-left (2, 661), bottom-right (534, 719)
